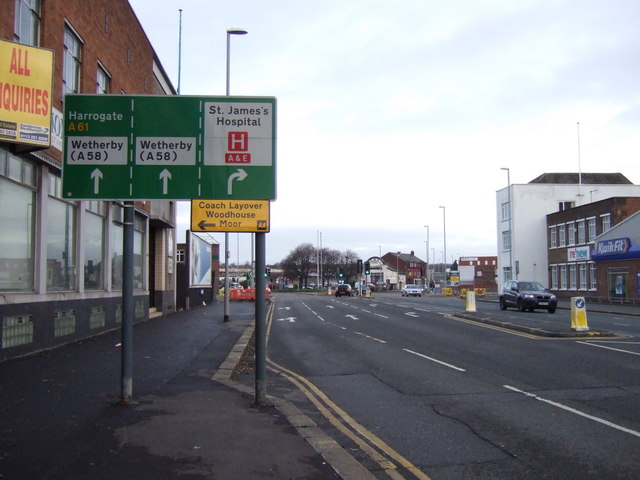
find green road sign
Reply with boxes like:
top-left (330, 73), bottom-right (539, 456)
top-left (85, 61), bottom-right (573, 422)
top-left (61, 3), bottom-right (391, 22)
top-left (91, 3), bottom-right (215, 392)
top-left (62, 94), bottom-right (276, 200)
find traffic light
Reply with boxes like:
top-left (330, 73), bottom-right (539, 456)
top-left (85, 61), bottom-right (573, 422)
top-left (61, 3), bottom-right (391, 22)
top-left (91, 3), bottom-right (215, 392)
top-left (264, 267), bottom-right (271, 277)
top-left (357, 259), bottom-right (363, 274)
top-left (338, 267), bottom-right (344, 279)
top-left (364, 261), bottom-right (370, 275)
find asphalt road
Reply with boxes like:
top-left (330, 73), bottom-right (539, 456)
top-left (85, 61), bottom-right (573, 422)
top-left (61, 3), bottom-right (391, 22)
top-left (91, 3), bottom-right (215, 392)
top-left (266, 292), bottom-right (640, 480)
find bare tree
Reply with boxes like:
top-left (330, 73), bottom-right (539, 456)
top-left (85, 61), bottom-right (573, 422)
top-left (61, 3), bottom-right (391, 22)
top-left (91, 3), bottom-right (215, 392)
top-left (280, 242), bottom-right (316, 287)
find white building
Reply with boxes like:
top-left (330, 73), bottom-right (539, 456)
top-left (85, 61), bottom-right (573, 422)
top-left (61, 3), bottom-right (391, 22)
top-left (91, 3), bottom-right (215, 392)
top-left (496, 173), bottom-right (640, 289)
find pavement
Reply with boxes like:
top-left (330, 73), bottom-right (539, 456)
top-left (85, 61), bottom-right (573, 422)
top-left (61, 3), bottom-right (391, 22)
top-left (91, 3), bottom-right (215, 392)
top-left (1, 293), bottom-right (638, 480)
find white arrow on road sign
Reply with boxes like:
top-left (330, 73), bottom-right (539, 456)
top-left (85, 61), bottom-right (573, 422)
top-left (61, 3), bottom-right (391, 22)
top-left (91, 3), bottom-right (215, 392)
top-left (160, 169), bottom-right (172, 195)
top-left (91, 168), bottom-right (103, 194)
top-left (227, 168), bottom-right (248, 195)
top-left (277, 317), bottom-right (296, 323)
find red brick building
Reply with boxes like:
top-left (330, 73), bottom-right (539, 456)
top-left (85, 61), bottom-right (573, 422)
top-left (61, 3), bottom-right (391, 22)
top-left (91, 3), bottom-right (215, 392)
top-left (0, 0), bottom-right (176, 361)
top-left (547, 197), bottom-right (640, 300)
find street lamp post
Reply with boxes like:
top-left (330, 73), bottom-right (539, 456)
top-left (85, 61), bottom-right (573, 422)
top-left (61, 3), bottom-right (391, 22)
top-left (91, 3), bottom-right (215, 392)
top-left (424, 225), bottom-right (429, 287)
top-left (501, 167), bottom-right (513, 281)
top-left (396, 251), bottom-right (401, 291)
top-left (439, 206), bottom-right (446, 284)
top-left (223, 28), bottom-right (248, 323)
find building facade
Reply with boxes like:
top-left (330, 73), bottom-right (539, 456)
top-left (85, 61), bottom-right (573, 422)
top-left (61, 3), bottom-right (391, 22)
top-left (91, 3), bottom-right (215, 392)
top-left (382, 251), bottom-right (425, 288)
top-left (547, 197), bottom-right (640, 299)
top-left (496, 173), bottom-right (640, 290)
top-left (1, 0), bottom-right (177, 361)
top-left (458, 256), bottom-right (498, 291)
top-left (591, 211), bottom-right (640, 302)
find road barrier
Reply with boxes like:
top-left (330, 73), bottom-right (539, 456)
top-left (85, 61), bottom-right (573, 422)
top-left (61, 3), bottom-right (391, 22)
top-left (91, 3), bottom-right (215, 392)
top-left (571, 296), bottom-right (589, 331)
top-left (230, 287), bottom-right (271, 301)
top-left (466, 291), bottom-right (477, 312)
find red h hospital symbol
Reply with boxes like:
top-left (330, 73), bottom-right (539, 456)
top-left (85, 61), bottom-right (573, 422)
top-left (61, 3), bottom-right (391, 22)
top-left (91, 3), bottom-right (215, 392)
top-left (228, 131), bottom-right (249, 151)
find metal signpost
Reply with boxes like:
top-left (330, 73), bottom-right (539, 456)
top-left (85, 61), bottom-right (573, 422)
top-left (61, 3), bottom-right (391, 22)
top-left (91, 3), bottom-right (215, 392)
top-left (63, 94), bottom-right (276, 403)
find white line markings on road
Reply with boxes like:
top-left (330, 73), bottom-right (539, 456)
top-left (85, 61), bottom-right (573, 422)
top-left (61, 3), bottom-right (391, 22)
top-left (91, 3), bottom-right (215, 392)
top-left (375, 313), bottom-right (389, 319)
top-left (576, 341), bottom-right (640, 356)
top-left (355, 332), bottom-right (387, 344)
top-left (404, 312), bottom-right (420, 317)
top-left (403, 348), bottom-right (466, 372)
top-left (504, 385), bottom-right (640, 438)
top-left (277, 317), bottom-right (297, 323)
top-left (345, 315), bottom-right (359, 320)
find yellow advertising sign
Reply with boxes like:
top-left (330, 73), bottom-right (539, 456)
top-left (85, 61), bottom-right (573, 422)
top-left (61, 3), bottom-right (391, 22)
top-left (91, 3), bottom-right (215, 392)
top-left (191, 199), bottom-right (270, 233)
top-left (0, 40), bottom-right (54, 147)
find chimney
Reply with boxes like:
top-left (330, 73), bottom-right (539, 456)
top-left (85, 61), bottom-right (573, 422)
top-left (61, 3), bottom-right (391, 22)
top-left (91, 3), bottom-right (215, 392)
top-left (411, 250), bottom-right (414, 256)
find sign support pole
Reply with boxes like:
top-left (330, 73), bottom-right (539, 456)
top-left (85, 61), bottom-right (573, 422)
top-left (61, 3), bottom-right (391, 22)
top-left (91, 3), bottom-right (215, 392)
top-left (254, 232), bottom-right (267, 405)
top-left (120, 201), bottom-right (135, 402)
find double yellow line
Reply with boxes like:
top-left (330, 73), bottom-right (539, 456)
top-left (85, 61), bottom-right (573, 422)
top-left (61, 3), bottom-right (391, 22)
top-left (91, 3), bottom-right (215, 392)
top-left (266, 306), bottom-right (431, 480)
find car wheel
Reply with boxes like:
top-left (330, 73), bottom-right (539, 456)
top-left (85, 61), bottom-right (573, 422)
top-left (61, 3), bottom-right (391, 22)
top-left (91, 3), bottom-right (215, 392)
top-left (517, 299), bottom-right (526, 312)
top-left (548, 306), bottom-right (556, 313)
top-left (499, 297), bottom-right (507, 310)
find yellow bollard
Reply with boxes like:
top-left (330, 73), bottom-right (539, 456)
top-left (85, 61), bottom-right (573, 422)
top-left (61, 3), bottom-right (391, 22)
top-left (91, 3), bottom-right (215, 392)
top-left (466, 291), bottom-right (477, 312)
top-left (366, 288), bottom-right (371, 298)
top-left (328, 288), bottom-right (332, 295)
top-left (571, 297), bottom-right (589, 331)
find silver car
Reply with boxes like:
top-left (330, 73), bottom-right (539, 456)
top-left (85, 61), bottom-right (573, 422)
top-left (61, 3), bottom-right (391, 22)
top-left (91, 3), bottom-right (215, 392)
top-left (401, 284), bottom-right (423, 297)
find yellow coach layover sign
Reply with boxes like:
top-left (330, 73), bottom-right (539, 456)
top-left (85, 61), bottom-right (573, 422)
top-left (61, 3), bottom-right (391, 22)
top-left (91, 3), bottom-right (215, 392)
top-left (191, 199), bottom-right (270, 233)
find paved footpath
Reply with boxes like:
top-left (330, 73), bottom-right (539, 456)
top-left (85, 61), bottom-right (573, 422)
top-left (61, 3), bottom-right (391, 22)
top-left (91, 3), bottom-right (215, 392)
top-left (0, 301), bottom-right (362, 480)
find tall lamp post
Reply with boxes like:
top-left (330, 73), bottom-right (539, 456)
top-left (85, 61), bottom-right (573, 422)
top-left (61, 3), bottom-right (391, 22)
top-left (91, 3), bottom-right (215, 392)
top-left (501, 167), bottom-right (513, 281)
top-left (223, 28), bottom-right (247, 322)
top-left (396, 251), bottom-right (401, 291)
top-left (439, 206), bottom-right (446, 283)
top-left (423, 225), bottom-right (429, 287)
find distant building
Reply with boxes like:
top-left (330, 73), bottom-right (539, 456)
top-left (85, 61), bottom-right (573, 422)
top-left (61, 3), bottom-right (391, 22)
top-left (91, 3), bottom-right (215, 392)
top-left (496, 172), bottom-right (640, 290)
top-left (458, 256), bottom-right (498, 291)
top-left (0, 0), bottom-right (176, 361)
top-left (382, 251), bottom-right (425, 288)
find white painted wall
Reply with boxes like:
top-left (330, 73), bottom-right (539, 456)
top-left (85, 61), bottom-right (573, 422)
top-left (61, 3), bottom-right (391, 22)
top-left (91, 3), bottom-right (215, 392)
top-left (496, 183), bottom-right (640, 290)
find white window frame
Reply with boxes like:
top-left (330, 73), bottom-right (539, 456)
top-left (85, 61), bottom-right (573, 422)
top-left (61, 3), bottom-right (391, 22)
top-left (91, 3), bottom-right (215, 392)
top-left (14, 0), bottom-right (41, 46)
top-left (577, 220), bottom-right (586, 245)
top-left (567, 221), bottom-right (576, 247)
top-left (63, 23), bottom-right (83, 97)
top-left (558, 224), bottom-right (566, 247)
top-left (550, 226), bottom-right (557, 248)
top-left (587, 217), bottom-right (596, 243)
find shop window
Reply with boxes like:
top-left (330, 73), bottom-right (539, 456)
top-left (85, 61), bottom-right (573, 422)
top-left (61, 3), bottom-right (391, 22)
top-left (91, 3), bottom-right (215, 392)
top-left (608, 268), bottom-right (628, 300)
top-left (84, 204), bottom-right (105, 290)
top-left (0, 151), bottom-right (36, 291)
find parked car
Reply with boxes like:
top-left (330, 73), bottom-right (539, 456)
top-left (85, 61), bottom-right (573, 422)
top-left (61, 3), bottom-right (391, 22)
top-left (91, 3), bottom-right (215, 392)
top-left (401, 284), bottom-right (423, 297)
top-left (499, 280), bottom-right (557, 313)
top-left (335, 284), bottom-right (353, 297)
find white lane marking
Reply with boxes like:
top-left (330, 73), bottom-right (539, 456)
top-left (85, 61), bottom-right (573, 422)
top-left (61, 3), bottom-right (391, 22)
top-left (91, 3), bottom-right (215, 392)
top-left (375, 313), bottom-right (389, 319)
top-left (403, 348), bottom-right (466, 372)
top-left (504, 385), bottom-right (640, 438)
top-left (576, 341), bottom-right (640, 356)
top-left (361, 309), bottom-right (372, 313)
top-left (354, 332), bottom-right (387, 344)
top-left (277, 317), bottom-right (296, 323)
top-left (345, 315), bottom-right (359, 320)
top-left (405, 312), bottom-right (419, 317)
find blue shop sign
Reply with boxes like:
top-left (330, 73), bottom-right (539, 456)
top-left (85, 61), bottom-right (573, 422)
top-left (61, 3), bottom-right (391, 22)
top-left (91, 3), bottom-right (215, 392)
top-left (593, 237), bottom-right (640, 261)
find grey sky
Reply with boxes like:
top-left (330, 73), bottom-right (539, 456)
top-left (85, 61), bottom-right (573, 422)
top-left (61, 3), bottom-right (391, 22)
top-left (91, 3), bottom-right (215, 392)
top-left (129, 0), bottom-right (640, 265)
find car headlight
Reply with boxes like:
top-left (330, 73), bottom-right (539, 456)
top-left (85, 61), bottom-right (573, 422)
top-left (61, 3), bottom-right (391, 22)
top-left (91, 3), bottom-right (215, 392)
top-left (524, 294), bottom-right (535, 299)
